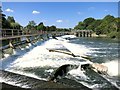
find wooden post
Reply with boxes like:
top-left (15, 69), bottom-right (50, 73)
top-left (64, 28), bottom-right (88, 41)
top-left (9, 40), bottom-right (15, 49)
top-left (26, 37), bottom-right (30, 43)
top-left (5, 29), bottom-right (6, 36)
top-left (18, 29), bottom-right (20, 36)
top-left (12, 29), bottom-right (14, 36)
top-left (1, 50), bottom-right (5, 58)
top-left (90, 31), bottom-right (92, 37)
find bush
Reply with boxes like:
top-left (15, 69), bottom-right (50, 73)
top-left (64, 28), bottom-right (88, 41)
top-left (108, 31), bottom-right (119, 38)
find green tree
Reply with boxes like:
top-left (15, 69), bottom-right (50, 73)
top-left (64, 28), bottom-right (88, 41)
top-left (7, 16), bottom-right (15, 23)
top-left (2, 14), bottom-right (11, 29)
top-left (49, 25), bottom-right (56, 31)
top-left (83, 17), bottom-right (95, 28)
top-left (74, 22), bottom-right (85, 30)
top-left (87, 20), bottom-right (102, 31)
top-left (96, 15), bottom-right (116, 34)
top-left (45, 26), bottom-right (50, 31)
top-left (10, 22), bottom-right (21, 29)
top-left (37, 22), bottom-right (46, 31)
top-left (26, 20), bottom-right (36, 29)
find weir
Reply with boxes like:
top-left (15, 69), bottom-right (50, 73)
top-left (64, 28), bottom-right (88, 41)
top-left (0, 29), bottom-right (93, 58)
top-left (73, 30), bottom-right (93, 37)
top-left (0, 31), bottom-right (119, 89)
top-left (0, 29), bottom-right (47, 58)
top-left (0, 70), bottom-right (91, 89)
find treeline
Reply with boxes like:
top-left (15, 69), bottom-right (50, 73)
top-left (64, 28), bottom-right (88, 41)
top-left (1, 9), bottom-right (120, 38)
top-left (24, 21), bottom-right (71, 33)
top-left (2, 13), bottom-right (70, 34)
top-left (74, 15), bottom-right (120, 38)
top-left (2, 14), bottom-right (21, 29)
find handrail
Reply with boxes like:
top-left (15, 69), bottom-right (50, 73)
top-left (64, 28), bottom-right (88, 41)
top-left (0, 34), bottom-right (39, 40)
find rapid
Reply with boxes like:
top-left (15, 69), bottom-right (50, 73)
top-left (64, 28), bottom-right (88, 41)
top-left (0, 35), bottom-right (119, 89)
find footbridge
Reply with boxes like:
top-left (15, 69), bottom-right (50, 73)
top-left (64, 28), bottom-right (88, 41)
top-left (72, 30), bottom-right (93, 37)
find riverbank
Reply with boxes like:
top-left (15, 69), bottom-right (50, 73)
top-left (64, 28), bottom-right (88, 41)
top-left (92, 32), bottom-right (120, 39)
top-left (92, 33), bottom-right (107, 38)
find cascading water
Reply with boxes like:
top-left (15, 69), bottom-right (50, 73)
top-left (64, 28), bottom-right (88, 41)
top-left (0, 35), bottom-right (119, 89)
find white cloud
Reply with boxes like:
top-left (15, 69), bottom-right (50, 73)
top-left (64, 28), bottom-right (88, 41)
top-left (88, 7), bottom-right (95, 10)
top-left (32, 10), bottom-right (40, 14)
top-left (5, 8), bottom-right (14, 12)
top-left (56, 20), bottom-right (63, 23)
top-left (104, 10), bottom-right (108, 12)
top-left (52, 24), bottom-right (56, 26)
top-left (77, 12), bottom-right (83, 15)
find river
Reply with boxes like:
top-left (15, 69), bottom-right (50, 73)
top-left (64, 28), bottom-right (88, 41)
top-left (0, 35), bottom-right (120, 89)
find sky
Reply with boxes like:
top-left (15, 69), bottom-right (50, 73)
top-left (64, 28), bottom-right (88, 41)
top-left (1, 0), bottom-right (119, 2)
top-left (1, 2), bottom-right (118, 28)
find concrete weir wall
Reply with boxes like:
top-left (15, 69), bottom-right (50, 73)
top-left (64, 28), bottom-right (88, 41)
top-left (73, 30), bottom-right (93, 37)
top-left (0, 70), bottom-right (91, 89)
top-left (0, 33), bottom-right (46, 58)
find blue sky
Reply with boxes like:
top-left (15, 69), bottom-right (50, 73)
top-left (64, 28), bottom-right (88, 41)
top-left (2, 2), bottom-right (118, 28)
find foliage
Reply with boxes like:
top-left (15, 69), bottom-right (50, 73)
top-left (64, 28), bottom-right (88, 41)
top-left (2, 15), bottom-right (21, 29)
top-left (74, 22), bottom-right (85, 30)
top-left (83, 17), bottom-right (95, 28)
top-left (74, 15), bottom-right (119, 38)
top-left (10, 22), bottom-right (21, 29)
top-left (49, 25), bottom-right (56, 31)
top-left (7, 16), bottom-right (15, 23)
top-left (2, 14), bottom-right (11, 29)
top-left (26, 20), bottom-right (36, 29)
top-left (37, 22), bottom-right (46, 31)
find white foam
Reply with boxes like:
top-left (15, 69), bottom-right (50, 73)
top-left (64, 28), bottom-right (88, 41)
top-left (44, 39), bottom-right (65, 49)
top-left (62, 42), bottom-right (90, 56)
top-left (61, 35), bottom-right (76, 39)
top-left (4, 54), bottom-right (10, 58)
top-left (103, 60), bottom-right (119, 76)
top-left (26, 46), bottom-right (30, 49)
top-left (1, 37), bottom-right (94, 88)
top-left (45, 69), bottom-right (54, 73)
top-left (68, 65), bottom-right (89, 79)
top-left (0, 77), bottom-right (4, 82)
top-left (2, 38), bottom-right (91, 70)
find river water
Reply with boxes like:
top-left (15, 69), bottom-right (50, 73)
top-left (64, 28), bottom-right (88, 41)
top-left (0, 35), bottom-right (120, 89)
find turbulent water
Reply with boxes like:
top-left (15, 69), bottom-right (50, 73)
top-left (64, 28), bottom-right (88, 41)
top-left (0, 35), bottom-right (120, 89)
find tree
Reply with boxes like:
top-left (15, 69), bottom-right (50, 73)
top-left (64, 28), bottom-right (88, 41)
top-left (10, 22), bottom-right (21, 29)
top-left (96, 15), bottom-right (116, 34)
top-left (45, 26), bottom-right (50, 31)
top-left (26, 20), bottom-right (36, 29)
top-left (37, 22), bottom-right (46, 31)
top-left (74, 17), bottom-right (95, 30)
top-left (83, 17), bottom-right (95, 28)
top-left (2, 14), bottom-right (11, 29)
top-left (0, 6), bottom-right (2, 28)
top-left (7, 16), bottom-right (15, 23)
top-left (28, 21), bottom-right (36, 27)
top-left (87, 20), bottom-right (102, 31)
top-left (49, 25), bottom-right (56, 31)
top-left (74, 22), bottom-right (85, 30)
